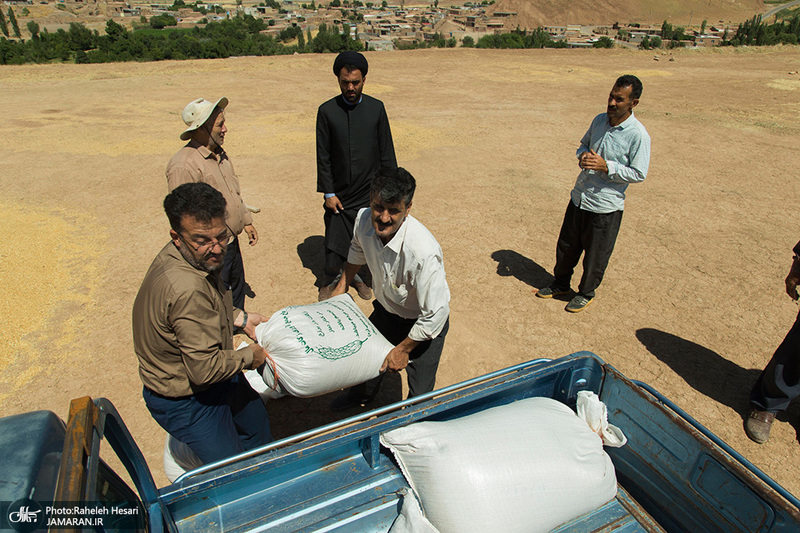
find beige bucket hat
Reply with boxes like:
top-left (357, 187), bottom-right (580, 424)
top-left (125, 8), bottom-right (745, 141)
top-left (180, 97), bottom-right (229, 141)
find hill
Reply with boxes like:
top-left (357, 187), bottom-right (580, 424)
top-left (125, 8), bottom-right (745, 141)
top-left (487, 0), bottom-right (766, 28)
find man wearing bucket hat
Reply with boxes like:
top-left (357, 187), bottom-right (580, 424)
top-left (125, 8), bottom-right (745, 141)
top-left (316, 51), bottom-right (397, 302)
top-left (167, 97), bottom-right (258, 310)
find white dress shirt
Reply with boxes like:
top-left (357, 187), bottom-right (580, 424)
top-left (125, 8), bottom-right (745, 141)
top-left (348, 208), bottom-right (450, 342)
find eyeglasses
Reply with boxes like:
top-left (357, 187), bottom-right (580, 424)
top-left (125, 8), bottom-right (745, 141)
top-left (179, 231), bottom-right (234, 253)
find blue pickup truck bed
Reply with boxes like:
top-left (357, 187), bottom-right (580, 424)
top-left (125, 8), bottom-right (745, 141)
top-left (150, 352), bottom-right (800, 532)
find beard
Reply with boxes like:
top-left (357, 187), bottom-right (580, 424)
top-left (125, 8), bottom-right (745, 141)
top-left (177, 244), bottom-right (223, 273)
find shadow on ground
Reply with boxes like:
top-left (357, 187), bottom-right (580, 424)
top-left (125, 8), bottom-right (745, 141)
top-left (266, 372), bottom-right (403, 440)
top-left (298, 235), bottom-right (325, 288)
top-left (636, 327), bottom-right (800, 439)
top-left (491, 249), bottom-right (554, 291)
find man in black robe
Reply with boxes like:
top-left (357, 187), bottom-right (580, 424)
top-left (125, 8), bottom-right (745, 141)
top-left (316, 51), bottom-right (397, 301)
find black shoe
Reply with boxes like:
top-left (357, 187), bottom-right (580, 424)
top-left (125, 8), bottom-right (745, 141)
top-left (330, 390), bottom-right (374, 412)
top-left (565, 294), bottom-right (594, 313)
top-left (745, 409), bottom-right (776, 444)
top-left (536, 285), bottom-right (571, 299)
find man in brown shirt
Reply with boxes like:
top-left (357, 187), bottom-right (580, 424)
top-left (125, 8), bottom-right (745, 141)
top-left (167, 97), bottom-right (257, 310)
top-left (133, 182), bottom-right (271, 464)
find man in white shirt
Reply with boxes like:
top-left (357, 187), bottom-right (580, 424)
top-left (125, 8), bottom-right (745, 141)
top-left (331, 167), bottom-right (450, 409)
top-left (536, 75), bottom-right (651, 313)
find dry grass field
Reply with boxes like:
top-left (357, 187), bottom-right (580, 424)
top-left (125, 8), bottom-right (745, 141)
top-left (3, 46), bottom-right (800, 497)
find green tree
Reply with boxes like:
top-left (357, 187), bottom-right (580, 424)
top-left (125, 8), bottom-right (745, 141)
top-left (593, 36), bottom-right (614, 48)
top-left (297, 27), bottom-right (305, 48)
top-left (461, 35), bottom-right (474, 47)
top-left (651, 35), bottom-right (662, 48)
top-left (26, 20), bottom-right (39, 39)
top-left (0, 10), bottom-right (9, 38)
top-left (430, 32), bottom-right (445, 47)
top-left (638, 34), bottom-right (650, 49)
top-left (660, 19), bottom-right (672, 40)
top-left (8, 8), bottom-right (21, 39)
top-left (700, 19), bottom-right (707, 35)
top-left (150, 13), bottom-right (178, 29)
top-left (105, 19), bottom-right (127, 40)
top-left (381, 0), bottom-right (387, 6)
top-left (243, 14), bottom-right (265, 32)
top-left (67, 22), bottom-right (95, 51)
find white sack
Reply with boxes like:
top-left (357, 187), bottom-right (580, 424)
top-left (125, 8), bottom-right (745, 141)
top-left (576, 390), bottom-right (627, 447)
top-left (380, 397), bottom-right (619, 533)
top-left (244, 368), bottom-right (271, 403)
top-left (240, 338), bottom-right (271, 404)
top-left (389, 489), bottom-right (440, 533)
top-left (163, 434), bottom-right (203, 483)
top-left (255, 294), bottom-right (393, 398)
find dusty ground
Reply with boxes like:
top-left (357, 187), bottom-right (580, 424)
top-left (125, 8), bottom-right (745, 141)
top-left (3, 46), bottom-right (800, 499)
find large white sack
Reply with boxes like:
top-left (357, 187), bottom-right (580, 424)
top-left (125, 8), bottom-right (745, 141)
top-left (389, 490), bottom-right (440, 533)
top-left (163, 434), bottom-right (203, 483)
top-left (255, 294), bottom-right (393, 398)
top-left (380, 396), bottom-right (619, 533)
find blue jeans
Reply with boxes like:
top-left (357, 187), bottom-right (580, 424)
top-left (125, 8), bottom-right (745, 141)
top-left (143, 373), bottom-right (272, 465)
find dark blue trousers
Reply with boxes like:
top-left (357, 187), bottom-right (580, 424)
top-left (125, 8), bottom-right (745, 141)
top-left (750, 311), bottom-right (800, 412)
top-left (222, 235), bottom-right (246, 310)
top-left (143, 373), bottom-right (272, 465)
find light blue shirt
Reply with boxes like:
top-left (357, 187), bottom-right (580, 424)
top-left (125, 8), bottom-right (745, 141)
top-left (571, 112), bottom-right (651, 214)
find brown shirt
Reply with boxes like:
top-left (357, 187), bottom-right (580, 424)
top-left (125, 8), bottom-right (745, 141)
top-left (132, 242), bottom-right (254, 397)
top-left (166, 140), bottom-right (253, 235)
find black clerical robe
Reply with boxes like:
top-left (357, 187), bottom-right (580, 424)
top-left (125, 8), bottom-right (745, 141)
top-left (316, 94), bottom-right (397, 258)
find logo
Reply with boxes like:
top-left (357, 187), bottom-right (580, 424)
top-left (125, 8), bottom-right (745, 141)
top-left (7, 499), bottom-right (44, 532)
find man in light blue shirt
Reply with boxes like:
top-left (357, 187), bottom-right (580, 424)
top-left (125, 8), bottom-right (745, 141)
top-left (537, 75), bottom-right (651, 313)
